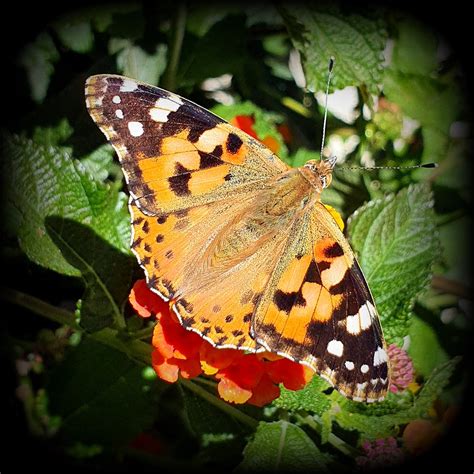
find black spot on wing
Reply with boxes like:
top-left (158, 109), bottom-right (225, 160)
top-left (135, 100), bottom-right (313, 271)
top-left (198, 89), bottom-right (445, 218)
top-left (305, 260), bottom-right (321, 284)
top-left (199, 147), bottom-right (224, 169)
top-left (226, 133), bottom-right (243, 154)
top-left (324, 242), bottom-right (344, 258)
top-left (168, 173), bottom-right (191, 196)
top-left (273, 289), bottom-right (306, 313)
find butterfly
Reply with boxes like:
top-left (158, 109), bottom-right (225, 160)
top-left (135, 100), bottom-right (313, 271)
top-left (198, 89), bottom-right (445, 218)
top-left (85, 75), bottom-right (390, 402)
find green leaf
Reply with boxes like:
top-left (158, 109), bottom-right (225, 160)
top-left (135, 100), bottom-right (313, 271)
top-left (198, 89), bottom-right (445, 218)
top-left (347, 184), bottom-right (439, 341)
top-left (282, 5), bottom-right (387, 94)
top-left (178, 15), bottom-right (247, 87)
top-left (238, 421), bottom-right (329, 472)
top-left (111, 39), bottom-right (168, 85)
top-left (2, 133), bottom-right (131, 277)
top-left (79, 144), bottom-right (120, 184)
top-left (53, 19), bottom-right (94, 53)
top-left (274, 376), bottom-right (331, 415)
top-left (18, 32), bottom-right (59, 103)
top-left (47, 338), bottom-right (161, 446)
top-left (180, 384), bottom-right (248, 437)
top-left (391, 18), bottom-right (438, 75)
top-left (46, 217), bottom-right (134, 331)
top-left (411, 357), bottom-right (460, 415)
top-left (383, 70), bottom-right (460, 135)
top-left (408, 315), bottom-right (448, 377)
top-left (32, 119), bottom-right (73, 147)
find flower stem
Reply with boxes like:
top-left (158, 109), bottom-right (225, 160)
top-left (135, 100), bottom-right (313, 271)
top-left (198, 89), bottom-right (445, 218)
top-left (432, 275), bottom-right (473, 300)
top-left (297, 414), bottom-right (359, 457)
top-left (1, 286), bottom-right (80, 329)
top-left (162, 3), bottom-right (186, 90)
top-left (126, 323), bottom-right (156, 341)
top-left (179, 378), bottom-right (259, 430)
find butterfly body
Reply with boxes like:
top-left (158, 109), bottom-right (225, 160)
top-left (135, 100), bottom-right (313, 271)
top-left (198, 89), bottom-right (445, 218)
top-left (85, 75), bottom-right (390, 402)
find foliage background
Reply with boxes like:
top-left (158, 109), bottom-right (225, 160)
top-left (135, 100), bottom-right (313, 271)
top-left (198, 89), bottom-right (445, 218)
top-left (1, 1), bottom-right (472, 472)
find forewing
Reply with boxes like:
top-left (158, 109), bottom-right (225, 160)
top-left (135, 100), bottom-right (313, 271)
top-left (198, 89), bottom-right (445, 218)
top-left (85, 75), bottom-right (288, 215)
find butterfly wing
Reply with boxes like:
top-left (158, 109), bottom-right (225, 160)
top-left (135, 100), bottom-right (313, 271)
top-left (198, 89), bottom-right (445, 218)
top-left (252, 202), bottom-right (390, 402)
top-left (85, 75), bottom-right (288, 215)
top-left (128, 172), bottom-right (307, 352)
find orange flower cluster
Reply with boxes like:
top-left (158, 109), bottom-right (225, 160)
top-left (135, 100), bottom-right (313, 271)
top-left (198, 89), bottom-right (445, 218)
top-left (230, 115), bottom-right (291, 154)
top-left (129, 280), bottom-right (313, 406)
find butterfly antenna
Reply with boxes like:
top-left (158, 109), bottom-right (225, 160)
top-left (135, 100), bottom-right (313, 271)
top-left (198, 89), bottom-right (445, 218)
top-left (338, 162), bottom-right (438, 171)
top-left (320, 57), bottom-right (335, 161)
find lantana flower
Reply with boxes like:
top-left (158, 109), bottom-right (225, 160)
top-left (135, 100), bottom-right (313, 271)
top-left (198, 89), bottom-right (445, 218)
top-left (129, 280), bottom-right (313, 406)
top-left (387, 343), bottom-right (414, 393)
top-left (356, 437), bottom-right (405, 469)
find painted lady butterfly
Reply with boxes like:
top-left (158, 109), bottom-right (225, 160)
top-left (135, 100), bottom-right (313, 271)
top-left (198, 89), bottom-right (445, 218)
top-left (85, 75), bottom-right (390, 402)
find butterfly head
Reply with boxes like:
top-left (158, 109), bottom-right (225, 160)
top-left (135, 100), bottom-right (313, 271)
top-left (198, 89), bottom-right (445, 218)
top-left (302, 157), bottom-right (337, 191)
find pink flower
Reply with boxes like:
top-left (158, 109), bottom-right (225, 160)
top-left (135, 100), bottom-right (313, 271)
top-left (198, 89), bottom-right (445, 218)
top-left (356, 437), bottom-right (405, 468)
top-left (387, 343), bottom-right (414, 393)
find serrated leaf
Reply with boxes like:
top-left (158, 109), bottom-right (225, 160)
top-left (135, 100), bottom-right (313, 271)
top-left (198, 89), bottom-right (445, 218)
top-left (274, 376), bottom-right (331, 415)
top-left (282, 5), bottom-right (387, 94)
top-left (411, 357), bottom-right (460, 414)
top-left (18, 32), bottom-right (59, 103)
top-left (46, 217), bottom-right (134, 331)
top-left (47, 338), bottom-right (162, 446)
top-left (79, 144), bottom-right (120, 183)
top-left (53, 19), bottom-right (94, 53)
top-left (2, 132), bottom-right (131, 277)
top-left (408, 315), bottom-right (448, 377)
top-left (238, 421), bottom-right (329, 472)
top-left (112, 40), bottom-right (168, 85)
top-left (347, 184), bottom-right (439, 341)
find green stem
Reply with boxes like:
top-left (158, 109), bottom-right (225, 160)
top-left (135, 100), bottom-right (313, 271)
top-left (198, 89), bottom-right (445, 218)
top-left (162, 3), bottom-right (186, 90)
top-left (297, 414), bottom-right (359, 457)
top-left (179, 378), bottom-right (259, 430)
top-left (1, 286), bottom-right (80, 329)
top-left (126, 324), bottom-right (156, 341)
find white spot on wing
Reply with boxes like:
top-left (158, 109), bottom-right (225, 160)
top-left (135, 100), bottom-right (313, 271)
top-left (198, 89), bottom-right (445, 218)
top-left (150, 108), bottom-right (171, 123)
top-left (360, 364), bottom-right (369, 374)
top-left (149, 97), bottom-right (182, 122)
top-left (156, 97), bottom-right (181, 111)
top-left (327, 340), bottom-right (344, 357)
top-left (115, 109), bottom-right (124, 119)
top-left (356, 382), bottom-right (368, 390)
top-left (360, 301), bottom-right (375, 330)
top-left (120, 79), bottom-right (138, 92)
top-left (128, 121), bottom-right (144, 137)
top-left (373, 346), bottom-right (388, 366)
top-left (112, 95), bottom-right (121, 104)
top-left (346, 314), bottom-right (360, 334)
top-left (345, 360), bottom-right (355, 371)
top-left (345, 302), bottom-right (374, 334)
